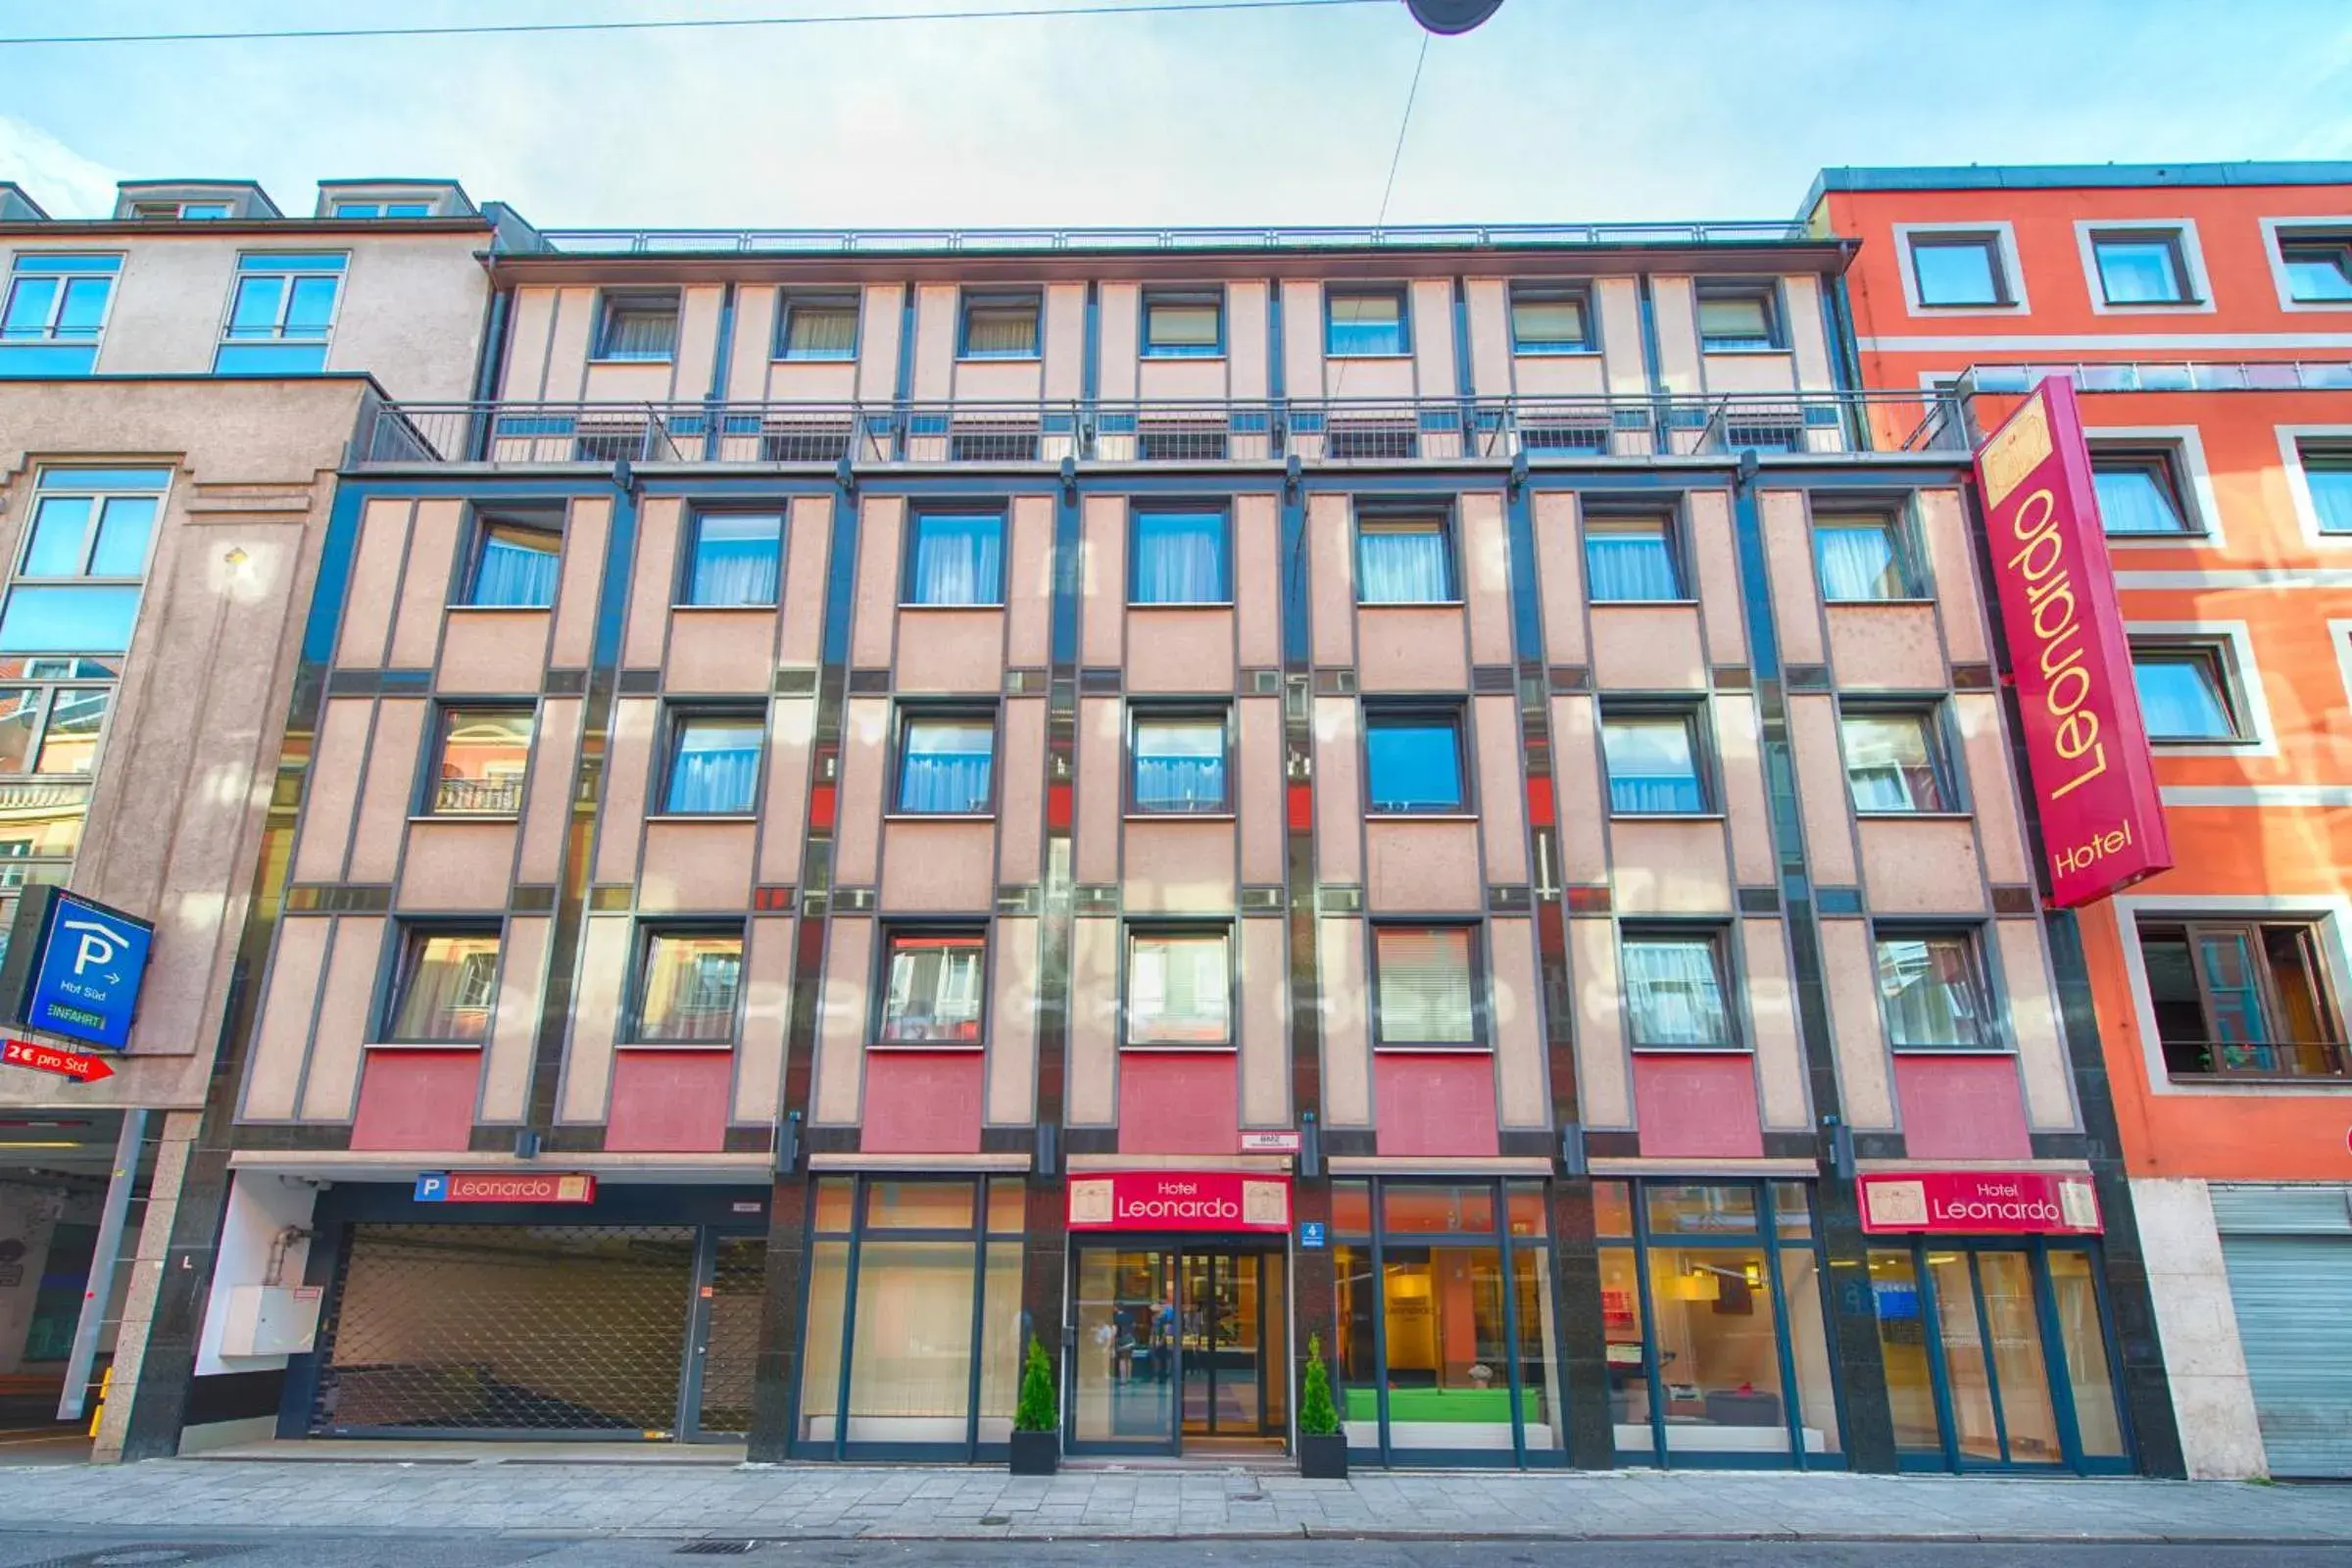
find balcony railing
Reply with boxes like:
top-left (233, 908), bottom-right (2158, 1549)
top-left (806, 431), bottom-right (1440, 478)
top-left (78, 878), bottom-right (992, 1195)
top-left (355, 389), bottom-right (1967, 470)
top-left (432, 777), bottom-right (523, 815)
top-left (1966, 361), bottom-right (2352, 395)
top-left (524, 220), bottom-right (1815, 257)
top-left (2166, 1039), bottom-right (2352, 1082)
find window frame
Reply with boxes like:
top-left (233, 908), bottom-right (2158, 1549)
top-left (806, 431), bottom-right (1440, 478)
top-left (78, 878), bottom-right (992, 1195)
top-left (1619, 926), bottom-right (1740, 1051)
top-left (2263, 219), bottom-right (2352, 311)
top-left (2088, 441), bottom-right (2200, 538)
top-left (1126, 704), bottom-right (1235, 817)
top-left (1139, 287), bottom-right (1226, 360)
top-left (1324, 284), bottom-right (1410, 359)
top-left (891, 705), bottom-right (1000, 817)
top-left (956, 290), bottom-right (1044, 362)
top-left (423, 702), bottom-right (535, 818)
top-left (0, 254), bottom-right (122, 362)
top-left (628, 921), bottom-right (748, 1045)
top-left (656, 705), bottom-right (768, 818)
top-left (2289, 435), bottom-right (2352, 540)
top-left (1583, 506), bottom-right (1689, 604)
top-left (1369, 921), bottom-right (1486, 1051)
top-left (2082, 223), bottom-right (2205, 310)
top-left (678, 508), bottom-right (785, 608)
top-left (1837, 703), bottom-right (1961, 816)
top-left (0, 681), bottom-right (115, 780)
top-left (1507, 282), bottom-right (1596, 355)
top-left (775, 289), bottom-right (862, 363)
top-left (2129, 638), bottom-right (2251, 746)
top-left (901, 508), bottom-right (1007, 608)
top-left (1361, 702), bottom-right (1470, 816)
top-left (214, 251), bottom-right (347, 373)
top-left (1903, 230), bottom-right (2015, 310)
top-left (380, 922), bottom-right (506, 1045)
top-left (459, 504), bottom-right (565, 609)
top-left (1871, 926), bottom-right (1998, 1053)
top-left (592, 289), bottom-right (682, 363)
top-left (1127, 504), bottom-right (1233, 607)
top-left (1599, 705), bottom-right (1715, 817)
top-left (1811, 503), bottom-right (1926, 602)
top-left (0, 467), bottom-right (170, 661)
top-left (332, 199), bottom-right (435, 219)
top-left (1121, 923), bottom-right (1236, 1049)
top-left (1352, 504), bottom-right (1459, 606)
top-left (2135, 912), bottom-right (2348, 1080)
top-left (872, 925), bottom-right (990, 1049)
top-left (1692, 280), bottom-right (1783, 352)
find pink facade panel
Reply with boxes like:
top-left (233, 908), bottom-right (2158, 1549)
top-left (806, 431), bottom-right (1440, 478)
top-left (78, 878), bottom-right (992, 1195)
top-left (350, 1049), bottom-right (481, 1152)
top-left (1117, 1051), bottom-right (1239, 1155)
top-left (1893, 1054), bottom-right (2034, 1160)
top-left (862, 1051), bottom-right (985, 1154)
top-left (606, 1050), bottom-right (732, 1153)
top-left (1633, 1053), bottom-right (1765, 1157)
top-left (1374, 1053), bottom-right (1500, 1158)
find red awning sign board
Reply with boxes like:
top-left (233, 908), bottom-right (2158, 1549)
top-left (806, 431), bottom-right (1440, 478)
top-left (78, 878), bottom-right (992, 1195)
top-left (1, 1037), bottom-right (114, 1084)
top-left (1067, 1171), bottom-right (1291, 1232)
top-left (1858, 1171), bottom-right (2102, 1237)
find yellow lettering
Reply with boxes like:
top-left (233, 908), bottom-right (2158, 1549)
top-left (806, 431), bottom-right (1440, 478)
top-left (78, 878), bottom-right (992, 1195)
top-left (2049, 742), bottom-right (2111, 801)
top-left (2054, 710), bottom-right (2100, 760)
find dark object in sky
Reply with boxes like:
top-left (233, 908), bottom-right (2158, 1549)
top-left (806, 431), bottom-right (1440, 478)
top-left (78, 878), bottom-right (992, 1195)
top-left (1404, 0), bottom-right (1505, 33)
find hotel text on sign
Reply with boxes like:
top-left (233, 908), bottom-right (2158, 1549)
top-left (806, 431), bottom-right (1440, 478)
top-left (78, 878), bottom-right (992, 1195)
top-left (1973, 378), bottom-right (2171, 907)
top-left (1858, 1171), bottom-right (2102, 1237)
top-left (1067, 1172), bottom-right (1292, 1232)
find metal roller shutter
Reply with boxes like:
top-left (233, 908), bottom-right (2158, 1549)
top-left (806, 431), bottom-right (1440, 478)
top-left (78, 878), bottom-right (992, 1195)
top-left (2213, 1185), bottom-right (2352, 1478)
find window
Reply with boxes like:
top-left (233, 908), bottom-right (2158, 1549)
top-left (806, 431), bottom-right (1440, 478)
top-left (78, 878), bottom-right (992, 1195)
top-left (1130, 510), bottom-right (1229, 604)
top-left (777, 292), bottom-right (859, 361)
top-left (1841, 710), bottom-right (1954, 813)
top-left (905, 511), bottom-right (1004, 607)
top-left (2090, 230), bottom-right (2194, 306)
top-left (1694, 283), bottom-right (1779, 350)
top-left (386, 929), bottom-right (502, 1043)
top-left (1876, 933), bottom-right (1990, 1050)
top-left (1126, 930), bottom-right (1230, 1045)
top-left (1355, 510), bottom-right (1455, 604)
top-left (1813, 511), bottom-right (1917, 601)
top-left (0, 685), bottom-right (112, 776)
top-left (2131, 643), bottom-right (2243, 742)
top-left (662, 711), bottom-right (764, 815)
top-left (635, 928), bottom-right (744, 1042)
top-left (1142, 290), bottom-right (1222, 358)
top-left (1585, 512), bottom-right (1684, 602)
top-left (2139, 917), bottom-right (2345, 1078)
top-left (2296, 441), bottom-right (2352, 535)
top-left (0, 255), bottom-right (118, 376)
top-left (2279, 235), bottom-right (2352, 304)
top-left (464, 510), bottom-right (563, 608)
top-left (878, 932), bottom-right (986, 1045)
top-left (1326, 287), bottom-right (1407, 357)
top-left (0, 468), bottom-right (168, 657)
top-left (897, 713), bottom-right (995, 814)
top-left (1602, 711), bottom-right (1707, 814)
top-left (1622, 933), bottom-right (1734, 1049)
top-left (1132, 712), bottom-right (1229, 814)
top-left (430, 707), bottom-right (533, 815)
top-left (215, 253), bottom-right (344, 374)
top-left (683, 512), bottom-right (783, 606)
top-left (1908, 233), bottom-right (2011, 308)
top-left (1373, 926), bottom-right (1478, 1047)
top-left (595, 292), bottom-right (679, 361)
top-left (1363, 709), bottom-right (1465, 813)
top-left (2090, 446), bottom-right (2193, 535)
top-left (958, 292), bottom-right (1041, 359)
top-left (1510, 285), bottom-right (1592, 353)
top-left (332, 200), bottom-right (434, 218)
top-left (132, 199), bottom-right (230, 220)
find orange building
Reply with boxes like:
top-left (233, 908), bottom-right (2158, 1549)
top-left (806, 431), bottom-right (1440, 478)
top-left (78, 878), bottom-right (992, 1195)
top-left (1813, 163), bottom-right (2352, 1478)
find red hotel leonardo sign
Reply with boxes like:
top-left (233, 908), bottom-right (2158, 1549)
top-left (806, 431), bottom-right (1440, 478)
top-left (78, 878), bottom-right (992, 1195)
top-left (1067, 1172), bottom-right (1291, 1232)
top-left (1858, 1171), bottom-right (2102, 1236)
top-left (1973, 377), bottom-right (2171, 907)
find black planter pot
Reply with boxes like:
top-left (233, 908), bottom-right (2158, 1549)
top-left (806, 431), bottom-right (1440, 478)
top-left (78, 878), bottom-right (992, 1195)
top-left (1297, 1432), bottom-right (1348, 1479)
top-left (1009, 1429), bottom-right (1059, 1475)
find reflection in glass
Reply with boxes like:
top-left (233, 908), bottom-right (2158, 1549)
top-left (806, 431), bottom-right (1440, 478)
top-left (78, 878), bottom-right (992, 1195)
top-left (636, 931), bottom-right (744, 1042)
top-left (434, 708), bottom-right (532, 814)
top-left (1073, 1249), bottom-right (1174, 1445)
top-left (388, 931), bottom-right (501, 1042)
top-left (1779, 1249), bottom-right (1842, 1454)
top-left (1512, 1246), bottom-right (1565, 1450)
top-left (1600, 1245), bottom-right (1650, 1449)
top-left (36, 688), bottom-right (108, 773)
top-left (1335, 1243), bottom-right (1378, 1446)
top-left (2048, 1250), bottom-right (2126, 1457)
top-left (798, 1241), bottom-right (851, 1444)
top-left (1645, 1245), bottom-right (1791, 1455)
top-left (1380, 1245), bottom-right (1511, 1450)
top-left (977, 1241), bottom-right (1023, 1443)
top-left (1870, 1249), bottom-right (1941, 1451)
top-left (1980, 1250), bottom-right (2062, 1464)
top-left (1930, 1251), bottom-right (2000, 1461)
top-left (845, 1241), bottom-right (975, 1444)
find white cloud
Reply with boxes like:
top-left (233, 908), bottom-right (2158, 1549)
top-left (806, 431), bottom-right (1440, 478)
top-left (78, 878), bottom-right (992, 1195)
top-left (0, 115), bottom-right (122, 218)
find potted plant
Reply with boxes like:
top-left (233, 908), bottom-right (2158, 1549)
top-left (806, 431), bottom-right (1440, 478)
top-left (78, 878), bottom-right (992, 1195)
top-left (1009, 1334), bottom-right (1058, 1475)
top-left (1297, 1333), bottom-right (1347, 1479)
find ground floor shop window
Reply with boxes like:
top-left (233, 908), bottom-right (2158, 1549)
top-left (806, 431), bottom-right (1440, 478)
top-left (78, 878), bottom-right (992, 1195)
top-left (1598, 1180), bottom-right (1841, 1467)
top-left (1331, 1179), bottom-right (1563, 1464)
top-left (797, 1176), bottom-right (1024, 1458)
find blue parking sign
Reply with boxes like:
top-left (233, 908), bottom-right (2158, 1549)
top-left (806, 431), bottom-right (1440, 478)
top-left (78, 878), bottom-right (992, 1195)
top-left (414, 1173), bottom-right (450, 1202)
top-left (1298, 1220), bottom-right (1327, 1250)
top-left (13, 889), bottom-right (154, 1052)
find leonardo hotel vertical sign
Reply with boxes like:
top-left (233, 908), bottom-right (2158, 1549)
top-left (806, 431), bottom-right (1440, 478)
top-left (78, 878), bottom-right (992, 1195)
top-left (1974, 377), bottom-right (2171, 907)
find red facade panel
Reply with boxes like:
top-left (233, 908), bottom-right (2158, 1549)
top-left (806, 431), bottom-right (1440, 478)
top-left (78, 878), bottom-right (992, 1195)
top-left (1632, 1053), bottom-right (1764, 1158)
top-left (861, 1050), bottom-right (985, 1154)
top-left (1116, 1051), bottom-right (1239, 1155)
top-left (349, 1049), bottom-right (481, 1152)
top-left (1373, 1052), bottom-right (1500, 1158)
top-left (1892, 1054), bottom-right (2034, 1160)
top-left (606, 1050), bottom-right (734, 1153)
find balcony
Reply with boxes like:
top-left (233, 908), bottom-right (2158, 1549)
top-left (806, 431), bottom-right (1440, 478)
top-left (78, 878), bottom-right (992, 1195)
top-left (354, 389), bottom-right (1967, 471)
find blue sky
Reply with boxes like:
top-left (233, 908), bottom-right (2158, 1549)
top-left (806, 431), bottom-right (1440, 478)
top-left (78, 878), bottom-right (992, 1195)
top-left (2, 0), bottom-right (2349, 227)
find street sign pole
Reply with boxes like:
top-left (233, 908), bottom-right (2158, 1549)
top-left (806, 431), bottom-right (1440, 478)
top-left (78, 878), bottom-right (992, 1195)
top-left (57, 1108), bottom-right (146, 1423)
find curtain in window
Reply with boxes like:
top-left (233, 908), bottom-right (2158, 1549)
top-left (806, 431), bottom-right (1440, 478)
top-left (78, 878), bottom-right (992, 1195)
top-left (1842, 714), bottom-right (1945, 811)
top-left (786, 302), bottom-right (858, 357)
top-left (2306, 464), bottom-right (2352, 535)
top-left (909, 514), bottom-right (1004, 606)
top-left (1146, 300), bottom-right (1220, 354)
top-left (1603, 718), bottom-right (1703, 813)
top-left (604, 306), bottom-right (676, 359)
top-left (665, 718), bottom-right (762, 813)
top-left (1134, 721), bottom-right (1226, 812)
top-left (899, 720), bottom-right (993, 812)
top-left (963, 305), bottom-right (1038, 356)
top-left (2132, 658), bottom-right (2231, 739)
top-left (1132, 513), bottom-right (1227, 603)
top-left (2093, 466), bottom-right (2183, 534)
top-left (1128, 935), bottom-right (1229, 1043)
top-left (1623, 940), bottom-right (1729, 1047)
top-left (391, 934), bottom-right (500, 1041)
top-left (882, 939), bottom-right (985, 1043)
top-left (639, 936), bottom-right (743, 1042)
top-left (689, 514), bottom-right (782, 606)
top-left (1512, 296), bottom-right (1587, 350)
top-left (1356, 525), bottom-right (1451, 604)
top-left (1586, 529), bottom-right (1681, 601)
top-left (473, 524), bottom-right (561, 607)
top-left (1375, 928), bottom-right (1476, 1045)
top-left (1815, 523), bottom-right (1904, 600)
top-left (1877, 938), bottom-right (1982, 1048)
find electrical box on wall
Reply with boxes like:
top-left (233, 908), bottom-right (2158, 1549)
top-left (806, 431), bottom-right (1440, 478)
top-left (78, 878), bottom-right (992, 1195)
top-left (218, 1285), bottom-right (321, 1356)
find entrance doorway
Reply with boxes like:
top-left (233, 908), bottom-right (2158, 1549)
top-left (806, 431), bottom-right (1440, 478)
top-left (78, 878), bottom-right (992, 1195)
top-left (1071, 1242), bottom-right (1286, 1455)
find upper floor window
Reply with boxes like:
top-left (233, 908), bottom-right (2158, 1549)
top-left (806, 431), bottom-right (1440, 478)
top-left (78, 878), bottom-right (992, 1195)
top-left (595, 292), bottom-right (679, 362)
top-left (1127, 929), bottom-right (1230, 1046)
top-left (333, 200), bottom-right (434, 218)
top-left (1142, 290), bottom-right (1222, 359)
top-left (905, 511), bottom-right (1004, 607)
top-left (386, 928), bottom-right (502, 1043)
top-left (1364, 708), bottom-right (1465, 814)
top-left (662, 710), bottom-right (764, 815)
top-left (2278, 233), bottom-right (2352, 304)
top-left (132, 199), bottom-right (230, 220)
top-left (1907, 232), bottom-right (2012, 308)
top-left (1326, 287), bottom-right (1407, 357)
top-left (684, 512), bottom-right (783, 607)
top-left (897, 712), bottom-right (995, 814)
top-left (634, 927), bottom-right (743, 1043)
top-left (1622, 931), bottom-right (1734, 1049)
top-left (2295, 440), bottom-right (2352, 535)
top-left (959, 292), bottom-right (1041, 360)
top-left (0, 255), bottom-right (119, 376)
top-left (463, 508), bottom-right (563, 608)
top-left (1373, 926), bottom-right (1478, 1048)
top-left (879, 930), bottom-right (986, 1045)
top-left (1509, 284), bottom-right (1593, 353)
top-left (216, 253), bottom-right (345, 374)
top-left (1694, 282), bottom-right (1780, 351)
top-left (2140, 916), bottom-right (2346, 1080)
top-left (1601, 710), bottom-right (1708, 814)
top-left (1132, 711), bottom-right (1229, 815)
top-left (1131, 509), bottom-right (1229, 605)
top-left (2132, 641), bottom-right (2245, 743)
top-left (1814, 509), bottom-right (1919, 601)
top-left (1585, 511), bottom-right (1684, 602)
top-left (1876, 933), bottom-right (1991, 1051)
top-left (0, 468), bottom-right (169, 657)
top-left (2089, 229), bottom-right (2196, 306)
top-left (1841, 709), bottom-right (1956, 813)
top-left (2090, 444), bottom-right (2194, 535)
top-left (777, 291), bottom-right (859, 361)
top-left (0, 683), bottom-right (112, 777)
top-left (430, 707), bottom-right (533, 815)
top-left (1355, 509), bottom-right (1454, 605)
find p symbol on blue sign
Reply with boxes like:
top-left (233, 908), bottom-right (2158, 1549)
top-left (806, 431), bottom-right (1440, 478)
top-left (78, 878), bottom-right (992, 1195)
top-left (1298, 1220), bottom-right (1327, 1250)
top-left (414, 1173), bottom-right (449, 1203)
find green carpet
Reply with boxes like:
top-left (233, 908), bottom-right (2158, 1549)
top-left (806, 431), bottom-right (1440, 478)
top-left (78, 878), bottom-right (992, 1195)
top-left (1343, 1386), bottom-right (1535, 1423)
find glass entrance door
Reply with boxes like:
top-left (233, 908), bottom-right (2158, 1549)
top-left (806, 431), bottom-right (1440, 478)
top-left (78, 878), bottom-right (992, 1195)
top-left (1071, 1244), bottom-right (1287, 1453)
top-left (1180, 1252), bottom-right (1281, 1441)
top-left (1073, 1248), bottom-right (1177, 1449)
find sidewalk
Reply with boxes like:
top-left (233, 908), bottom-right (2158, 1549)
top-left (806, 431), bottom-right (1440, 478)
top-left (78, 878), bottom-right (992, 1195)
top-left (0, 1454), bottom-right (2347, 1543)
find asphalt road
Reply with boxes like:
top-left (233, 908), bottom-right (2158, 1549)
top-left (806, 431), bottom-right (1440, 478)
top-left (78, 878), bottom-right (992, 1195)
top-left (0, 1541), bottom-right (2346, 1568)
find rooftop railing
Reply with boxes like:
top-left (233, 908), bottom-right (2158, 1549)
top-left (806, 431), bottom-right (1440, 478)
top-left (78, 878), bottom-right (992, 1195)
top-left (522, 220), bottom-right (1817, 257)
top-left (1966, 361), bottom-right (2352, 395)
top-left (354, 388), bottom-right (1966, 470)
